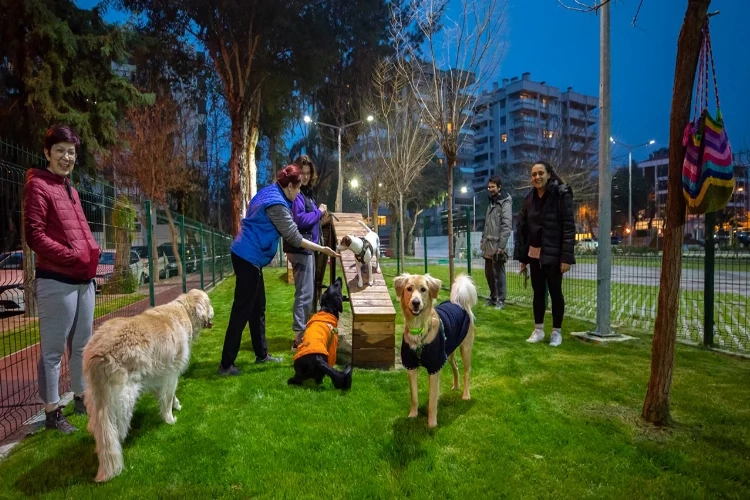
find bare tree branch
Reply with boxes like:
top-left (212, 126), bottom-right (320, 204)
top-left (557, 0), bottom-right (614, 12)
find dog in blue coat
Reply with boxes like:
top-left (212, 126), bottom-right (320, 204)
top-left (394, 273), bottom-right (477, 428)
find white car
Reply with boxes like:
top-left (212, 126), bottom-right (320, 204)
top-left (0, 251), bottom-right (25, 313)
top-left (95, 250), bottom-right (147, 291)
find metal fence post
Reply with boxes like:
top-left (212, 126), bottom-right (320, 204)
top-left (704, 211), bottom-right (716, 347)
top-left (220, 236), bottom-right (225, 281)
top-left (466, 206), bottom-right (472, 276)
top-left (199, 223), bottom-right (205, 290)
top-left (423, 215), bottom-right (428, 274)
top-left (179, 213), bottom-right (187, 293)
top-left (396, 221), bottom-right (401, 275)
top-left (211, 230), bottom-right (216, 287)
top-left (145, 200), bottom-right (156, 307)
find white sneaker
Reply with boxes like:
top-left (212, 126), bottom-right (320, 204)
top-left (526, 329), bottom-right (545, 343)
top-left (550, 331), bottom-right (562, 347)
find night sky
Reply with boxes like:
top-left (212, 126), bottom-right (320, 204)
top-left (77, 0), bottom-right (750, 161)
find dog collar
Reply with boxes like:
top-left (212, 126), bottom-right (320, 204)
top-left (409, 327), bottom-right (424, 335)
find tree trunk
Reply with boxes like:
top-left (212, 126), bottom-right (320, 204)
top-left (398, 191), bottom-right (406, 266)
top-left (20, 199), bottom-right (37, 318)
top-left (229, 104), bottom-right (251, 235)
top-left (642, 0), bottom-right (711, 426)
top-left (247, 95), bottom-right (261, 199)
top-left (138, 210), bottom-right (160, 283)
top-left (446, 155), bottom-right (456, 285)
top-left (269, 133), bottom-right (278, 181)
top-left (372, 196), bottom-right (380, 234)
top-left (406, 208), bottom-right (424, 256)
top-left (162, 202), bottom-right (184, 277)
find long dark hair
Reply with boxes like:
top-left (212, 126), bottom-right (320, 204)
top-left (532, 161), bottom-right (565, 186)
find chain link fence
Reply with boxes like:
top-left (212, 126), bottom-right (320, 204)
top-left (380, 202), bottom-right (750, 356)
top-left (0, 138), bottom-right (234, 445)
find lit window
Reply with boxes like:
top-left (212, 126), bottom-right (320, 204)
top-left (501, 134), bottom-right (507, 143)
top-left (377, 216), bottom-right (386, 226)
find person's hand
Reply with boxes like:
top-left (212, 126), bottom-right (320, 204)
top-left (520, 262), bottom-right (527, 273)
top-left (322, 247), bottom-right (340, 259)
top-left (319, 204), bottom-right (328, 215)
top-left (560, 262), bottom-right (571, 274)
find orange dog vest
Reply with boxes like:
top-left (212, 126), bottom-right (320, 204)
top-left (293, 311), bottom-right (339, 366)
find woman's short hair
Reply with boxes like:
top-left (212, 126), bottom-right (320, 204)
top-left (44, 125), bottom-right (80, 153)
top-left (277, 164), bottom-right (303, 188)
top-left (293, 154), bottom-right (317, 186)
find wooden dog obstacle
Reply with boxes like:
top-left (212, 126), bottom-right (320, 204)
top-left (331, 213), bottom-right (395, 368)
top-left (285, 213), bottom-right (396, 368)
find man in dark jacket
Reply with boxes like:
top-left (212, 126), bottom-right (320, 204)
top-left (480, 175), bottom-right (512, 309)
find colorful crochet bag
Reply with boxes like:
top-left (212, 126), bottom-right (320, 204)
top-left (681, 20), bottom-right (733, 215)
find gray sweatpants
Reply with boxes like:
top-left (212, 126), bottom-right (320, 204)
top-left (288, 252), bottom-right (315, 334)
top-left (36, 278), bottom-right (95, 405)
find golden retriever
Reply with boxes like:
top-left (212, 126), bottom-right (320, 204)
top-left (394, 273), bottom-right (477, 428)
top-left (83, 288), bottom-right (214, 482)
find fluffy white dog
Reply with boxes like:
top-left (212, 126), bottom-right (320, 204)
top-left (83, 289), bottom-right (213, 482)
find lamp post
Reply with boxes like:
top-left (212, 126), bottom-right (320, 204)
top-left (610, 137), bottom-right (656, 246)
top-left (461, 186), bottom-right (486, 231)
top-left (304, 114), bottom-right (374, 212)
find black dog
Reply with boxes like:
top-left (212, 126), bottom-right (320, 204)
top-left (288, 277), bottom-right (352, 389)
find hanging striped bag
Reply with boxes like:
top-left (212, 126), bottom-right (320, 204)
top-left (681, 20), bottom-right (733, 215)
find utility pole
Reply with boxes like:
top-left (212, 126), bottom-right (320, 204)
top-left (594, 1), bottom-right (614, 337)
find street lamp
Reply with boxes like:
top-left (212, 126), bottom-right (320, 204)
top-left (461, 186), bottom-right (486, 231)
top-left (304, 114), bottom-right (374, 212)
top-left (610, 136), bottom-right (656, 246)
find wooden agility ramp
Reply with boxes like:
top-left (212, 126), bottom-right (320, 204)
top-left (331, 213), bottom-right (396, 369)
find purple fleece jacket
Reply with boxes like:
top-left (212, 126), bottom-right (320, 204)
top-left (292, 191), bottom-right (322, 245)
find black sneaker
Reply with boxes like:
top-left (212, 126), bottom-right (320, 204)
top-left (74, 395), bottom-right (86, 415)
top-left (255, 354), bottom-right (283, 364)
top-left (45, 408), bottom-right (77, 434)
top-left (217, 364), bottom-right (241, 376)
top-left (486, 299), bottom-right (497, 307)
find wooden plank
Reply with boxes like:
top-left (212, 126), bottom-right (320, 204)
top-left (352, 321), bottom-right (395, 336)
top-left (352, 333), bottom-right (395, 350)
top-left (352, 358), bottom-right (394, 369)
top-left (350, 298), bottom-right (395, 308)
top-left (286, 257), bottom-right (294, 284)
top-left (353, 307), bottom-right (396, 322)
top-left (351, 347), bottom-right (395, 365)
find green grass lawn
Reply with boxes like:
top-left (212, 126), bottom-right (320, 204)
top-left (1, 292), bottom-right (146, 357)
top-left (0, 272), bottom-right (748, 499)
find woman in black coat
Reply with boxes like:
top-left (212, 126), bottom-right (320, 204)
top-left (513, 161), bottom-right (576, 347)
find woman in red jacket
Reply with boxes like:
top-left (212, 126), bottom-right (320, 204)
top-left (24, 125), bottom-right (101, 434)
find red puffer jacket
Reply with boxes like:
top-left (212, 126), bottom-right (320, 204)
top-left (24, 168), bottom-right (101, 282)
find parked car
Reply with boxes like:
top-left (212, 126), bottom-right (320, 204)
top-left (95, 250), bottom-right (147, 291)
top-left (131, 245), bottom-right (170, 280)
top-left (576, 238), bottom-right (598, 253)
top-left (611, 235), bottom-right (622, 245)
top-left (715, 230), bottom-right (730, 247)
top-left (0, 251), bottom-right (25, 313)
top-left (157, 243), bottom-right (197, 276)
top-left (736, 230), bottom-right (750, 248)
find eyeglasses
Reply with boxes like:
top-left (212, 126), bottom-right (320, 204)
top-left (54, 149), bottom-right (77, 159)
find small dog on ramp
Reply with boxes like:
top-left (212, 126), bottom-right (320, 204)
top-left (288, 277), bottom-right (352, 389)
top-left (394, 273), bottom-right (477, 428)
top-left (83, 289), bottom-right (214, 482)
top-left (337, 220), bottom-right (381, 288)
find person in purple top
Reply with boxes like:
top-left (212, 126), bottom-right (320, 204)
top-left (283, 155), bottom-right (329, 348)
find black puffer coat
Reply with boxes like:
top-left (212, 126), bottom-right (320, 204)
top-left (513, 181), bottom-right (576, 266)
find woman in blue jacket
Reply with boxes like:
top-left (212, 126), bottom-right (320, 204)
top-left (218, 165), bottom-right (339, 376)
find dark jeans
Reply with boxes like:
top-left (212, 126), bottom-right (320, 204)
top-left (529, 258), bottom-right (565, 328)
top-left (484, 257), bottom-right (507, 304)
top-left (220, 253), bottom-right (267, 368)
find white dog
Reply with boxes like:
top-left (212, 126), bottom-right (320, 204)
top-left (337, 220), bottom-right (381, 287)
top-left (83, 289), bottom-right (214, 482)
